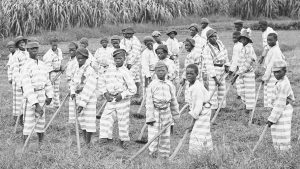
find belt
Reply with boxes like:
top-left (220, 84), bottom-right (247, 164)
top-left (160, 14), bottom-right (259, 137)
top-left (214, 64), bottom-right (224, 67)
top-left (154, 102), bottom-right (170, 110)
top-left (154, 106), bottom-right (169, 110)
top-left (34, 88), bottom-right (45, 92)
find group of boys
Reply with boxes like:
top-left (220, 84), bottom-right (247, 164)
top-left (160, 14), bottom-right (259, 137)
top-left (5, 18), bottom-right (295, 158)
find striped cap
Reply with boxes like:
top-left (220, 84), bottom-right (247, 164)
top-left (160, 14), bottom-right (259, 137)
top-left (113, 49), bottom-right (127, 57)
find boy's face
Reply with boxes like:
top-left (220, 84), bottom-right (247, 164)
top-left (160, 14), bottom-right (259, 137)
top-left (69, 47), bottom-right (77, 58)
top-left (101, 41), bottom-right (108, 48)
top-left (156, 49), bottom-right (167, 60)
top-left (201, 23), bottom-right (208, 29)
top-left (232, 34), bottom-right (240, 43)
top-left (18, 40), bottom-right (26, 50)
top-left (273, 69), bottom-right (286, 80)
top-left (168, 32), bottom-right (176, 39)
top-left (76, 54), bottom-right (87, 67)
top-left (28, 47), bottom-right (39, 59)
top-left (234, 24), bottom-right (242, 31)
top-left (259, 24), bottom-right (267, 32)
top-left (208, 34), bottom-right (217, 45)
top-left (8, 46), bottom-right (16, 53)
top-left (240, 37), bottom-right (249, 46)
top-left (111, 40), bottom-right (120, 49)
top-left (267, 35), bottom-right (276, 47)
top-left (185, 42), bottom-right (193, 52)
top-left (186, 68), bottom-right (197, 84)
top-left (51, 41), bottom-right (58, 51)
top-left (124, 33), bottom-right (133, 39)
top-left (146, 42), bottom-right (153, 50)
top-left (153, 36), bottom-right (161, 43)
top-left (155, 66), bottom-right (168, 80)
top-left (80, 43), bottom-right (88, 48)
top-left (113, 53), bottom-right (125, 67)
top-left (189, 27), bottom-right (197, 37)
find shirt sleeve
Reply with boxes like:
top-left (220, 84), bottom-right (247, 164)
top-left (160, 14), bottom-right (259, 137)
top-left (77, 71), bottom-right (98, 108)
top-left (238, 47), bottom-right (256, 74)
top-left (127, 39), bottom-right (141, 65)
top-left (120, 70), bottom-right (137, 99)
top-left (145, 84), bottom-right (156, 123)
top-left (22, 65), bottom-right (39, 106)
top-left (188, 88), bottom-right (204, 119)
top-left (268, 83), bottom-right (287, 123)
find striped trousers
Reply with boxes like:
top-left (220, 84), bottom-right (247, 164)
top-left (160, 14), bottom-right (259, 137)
top-left (271, 104), bottom-right (293, 151)
top-left (208, 66), bottom-right (226, 109)
top-left (12, 82), bottom-right (23, 116)
top-left (148, 108), bottom-right (172, 158)
top-left (23, 91), bottom-right (46, 135)
top-left (189, 108), bottom-right (213, 155)
top-left (239, 71), bottom-right (256, 110)
top-left (264, 74), bottom-right (277, 108)
top-left (78, 94), bottom-right (97, 132)
top-left (50, 72), bottom-right (60, 107)
top-left (99, 99), bottom-right (130, 141)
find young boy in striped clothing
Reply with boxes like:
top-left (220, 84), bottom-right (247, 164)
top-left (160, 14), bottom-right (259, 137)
top-left (146, 61), bottom-right (179, 158)
top-left (266, 60), bottom-right (294, 152)
top-left (70, 48), bottom-right (98, 146)
top-left (21, 42), bottom-right (53, 145)
top-left (98, 49), bottom-right (136, 149)
top-left (94, 37), bottom-right (114, 74)
top-left (185, 64), bottom-right (213, 155)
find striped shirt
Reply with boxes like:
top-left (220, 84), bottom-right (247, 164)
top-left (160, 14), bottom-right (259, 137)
top-left (43, 48), bottom-right (63, 72)
top-left (21, 58), bottom-right (54, 106)
top-left (268, 76), bottom-right (295, 123)
top-left (11, 49), bottom-right (29, 87)
top-left (141, 48), bottom-right (158, 78)
top-left (94, 47), bottom-right (114, 67)
top-left (7, 52), bottom-right (15, 81)
top-left (182, 47), bottom-right (203, 79)
top-left (237, 43), bottom-right (257, 74)
top-left (120, 36), bottom-right (142, 65)
top-left (165, 38), bottom-right (181, 55)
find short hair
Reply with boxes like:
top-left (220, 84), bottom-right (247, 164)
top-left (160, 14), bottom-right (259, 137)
top-left (233, 31), bottom-right (241, 36)
top-left (186, 64), bottom-right (199, 75)
top-left (268, 33), bottom-right (277, 40)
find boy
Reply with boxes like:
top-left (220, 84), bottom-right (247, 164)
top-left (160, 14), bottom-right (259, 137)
top-left (155, 45), bottom-right (176, 83)
top-left (233, 20), bottom-right (246, 33)
top-left (146, 61), bottom-right (179, 158)
top-left (152, 31), bottom-right (165, 51)
top-left (203, 29), bottom-right (230, 118)
top-left (98, 49), bottom-right (136, 149)
top-left (266, 60), bottom-right (294, 151)
top-left (200, 18), bottom-right (212, 40)
top-left (185, 64), bottom-right (212, 155)
top-left (70, 48), bottom-right (98, 146)
top-left (189, 23), bottom-right (206, 50)
top-left (262, 33), bottom-right (285, 108)
top-left (141, 36), bottom-right (158, 87)
top-left (236, 29), bottom-right (257, 114)
top-left (65, 42), bottom-right (79, 124)
top-left (94, 37), bottom-right (113, 74)
top-left (22, 42), bottom-right (53, 146)
top-left (43, 37), bottom-right (63, 109)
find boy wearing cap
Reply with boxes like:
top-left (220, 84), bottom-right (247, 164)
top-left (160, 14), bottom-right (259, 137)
top-left (94, 37), bottom-right (114, 74)
top-left (233, 20), bottom-right (247, 33)
top-left (21, 42), bottom-right (53, 145)
top-left (262, 33), bottom-right (285, 108)
top-left (152, 31), bottom-right (166, 52)
top-left (98, 49), bottom-right (136, 149)
top-left (236, 29), bottom-right (257, 114)
top-left (266, 60), bottom-right (294, 151)
top-left (120, 27), bottom-right (142, 96)
top-left (203, 29), bottom-right (230, 118)
top-left (184, 64), bottom-right (213, 155)
top-left (200, 18), bottom-right (212, 40)
top-left (43, 37), bottom-right (63, 109)
top-left (65, 42), bottom-right (79, 124)
top-left (189, 23), bottom-right (206, 50)
top-left (141, 36), bottom-right (158, 87)
top-left (11, 36), bottom-right (29, 125)
top-left (111, 35), bottom-right (122, 51)
top-left (70, 47), bottom-right (98, 146)
top-left (146, 61), bottom-right (179, 158)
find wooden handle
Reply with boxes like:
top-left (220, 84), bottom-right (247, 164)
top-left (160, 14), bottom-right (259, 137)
top-left (137, 96), bottom-right (146, 114)
top-left (248, 82), bottom-right (263, 125)
top-left (252, 124), bottom-right (268, 154)
top-left (169, 129), bottom-right (189, 160)
top-left (44, 93), bottom-right (70, 131)
top-left (74, 98), bottom-right (81, 156)
top-left (137, 123), bottom-right (147, 140)
top-left (129, 121), bottom-right (173, 161)
top-left (179, 104), bottom-right (189, 117)
top-left (96, 100), bottom-right (107, 116)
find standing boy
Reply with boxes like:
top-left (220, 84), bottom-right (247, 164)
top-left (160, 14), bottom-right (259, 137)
top-left (146, 61), bottom-right (179, 158)
top-left (94, 37), bottom-right (114, 74)
top-left (189, 23), bottom-right (206, 50)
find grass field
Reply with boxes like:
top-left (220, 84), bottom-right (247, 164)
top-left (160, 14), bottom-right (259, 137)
top-left (0, 26), bottom-right (300, 169)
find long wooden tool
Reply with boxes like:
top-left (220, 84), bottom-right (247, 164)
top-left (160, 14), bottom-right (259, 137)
top-left (44, 93), bottom-right (70, 131)
top-left (14, 99), bottom-right (27, 134)
top-left (22, 104), bottom-right (46, 153)
top-left (251, 124), bottom-right (268, 154)
top-left (129, 121), bottom-right (173, 161)
top-left (248, 82), bottom-right (263, 126)
top-left (169, 129), bottom-right (189, 160)
top-left (74, 98), bottom-right (82, 156)
top-left (96, 100), bottom-right (107, 119)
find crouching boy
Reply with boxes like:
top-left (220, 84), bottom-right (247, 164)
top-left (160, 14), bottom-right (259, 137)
top-left (266, 60), bottom-right (295, 152)
top-left (185, 64), bottom-right (213, 155)
top-left (146, 61), bottom-right (180, 158)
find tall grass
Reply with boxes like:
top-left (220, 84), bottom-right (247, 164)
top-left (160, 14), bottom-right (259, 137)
top-left (1, 0), bottom-right (300, 37)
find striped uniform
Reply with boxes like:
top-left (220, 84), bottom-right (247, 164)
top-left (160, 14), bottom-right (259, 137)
top-left (120, 36), bottom-right (142, 83)
top-left (156, 58), bottom-right (177, 84)
top-left (146, 79), bottom-right (179, 157)
top-left (268, 76), bottom-right (294, 151)
top-left (262, 45), bottom-right (285, 108)
top-left (165, 38), bottom-right (181, 81)
top-left (70, 62), bottom-right (98, 132)
top-left (262, 27), bottom-right (277, 56)
top-left (11, 49), bottom-right (29, 116)
top-left (182, 47), bottom-right (203, 81)
top-left (203, 40), bottom-right (229, 109)
top-left (22, 58), bottom-right (54, 135)
top-left (141, 48), bottom-right (158, 81)
top-left (237, 44), bottom-right (257, 110)
top-left (185, 80), bottom-right (213, 155)
top-left (65, 57), bottom-right (78, 123)
top-left (94, 47), bottom-right (114, 75)
top-left (43, 48), bottom-right (63, 108)
top-left (98, 65), bottom-right (136, 141)
top-left (230, 42), bottom-right (243, 97)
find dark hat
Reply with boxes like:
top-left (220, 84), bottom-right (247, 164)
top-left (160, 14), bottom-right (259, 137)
top-left (185, 38), bottom-right (195, 47)
top-left (238, 29), bottom-right (253, 43)
top-left (100, 37), bottom-right (109, 43)
top-left (166, 30), bottom-right (177, 36)
top-left (26, 42), bottom-right (39, 49)
top-left (124, 27), bottom-right (135, 34)
top-left (155, 44), bottom-right (168, 53)
top-left (258, 20), bottom-right (268, 26)
top-left (113, 49), bottom-right (127, 57)
top-left (206, 29), bottom-right (217, 39)
top-left (234, 20), bottom-right (243, 25)
top-left (68, 42), bottom-right (78, 49)
top-left (76, 47), bottom-right (89, 58)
